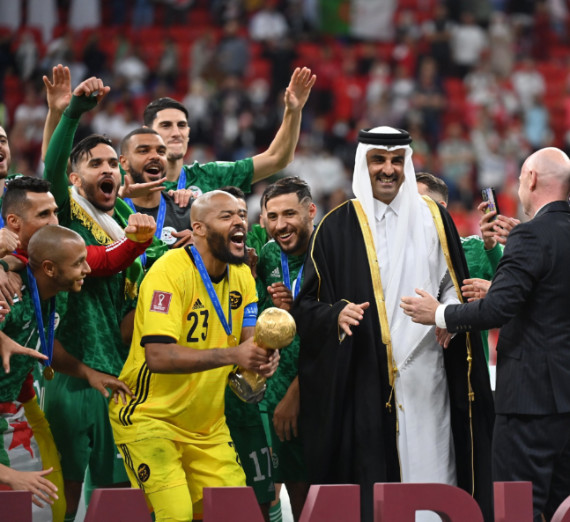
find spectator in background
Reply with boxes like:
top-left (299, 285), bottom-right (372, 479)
top-left (216, 19), bottom-right (250, 79)
top-left (524, 95), bottom-right (552, 151)
top-left (413, 57), bottom-right (446, 148)
top-left (421, 3), bottom-right (453, 77)
top-left (156, 37), bottom-right (179, 90)
top-left (114, 43), bottom-right (149, 96)
top-left (10, 83), bottom-right (47, 173)
top-left (512, 57), bottom-right (545, 111)
top-left (450, 11), bottom-right (487, 78)
top-left (249, 1), bottom-right (289, 42)
top-left (14, 31), bottom-right (39, 82)
top-left (437, 121), bottom-right (476, 203)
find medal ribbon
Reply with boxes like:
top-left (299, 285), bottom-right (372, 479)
top-left (177, 168), bottom-right (187, 190)
top-left (190, 245), bottom-right (233, 336)
top-left (27, 266), bottom-right (55, 368)
top-left (280, 251), bottom-right (304, 299)
top-left (124, 195), bottom-right (167, 266)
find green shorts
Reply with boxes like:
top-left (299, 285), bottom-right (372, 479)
top-left (267, 412), bottom-right (308, 484)
top-left (43, 372), bottom-right (128, 486)
top-left (227, 423), bottom-right (275, 504)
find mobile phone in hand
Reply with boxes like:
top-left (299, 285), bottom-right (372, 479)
top-left (481, 187), bottom-right (500, 221)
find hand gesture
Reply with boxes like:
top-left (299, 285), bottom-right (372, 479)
top-left (124, 212), bottom-right (157, 243)
top-left (338, 301), bottom-right (370, 337)
top-left (0, 465), bottom-right (58, 508)
top-left (478, 201), bottom-right (499, 250)
top-left (400, 289), bottom-right (439, 325)
top-left (493, 214), bottom-right (520, 245)
top-left (42, 64), bottom-right (72, 113)
top-left (119, 174), bottom-right (166, 199)
top-left (85, 368), bottom-right (134, 405)
top-left (73, 75), bottom-right (110, 104)
top-left (0, 327), bottom-right (49, 374)
top-left (167, 188), bottom-right (198, 208)
top-left (461, 277), bottom-right (491, 302)
top-left (284, 67), bottom-right (316, 112)
top-left (435, 327), bottom-right (453, 348)
top-left (0, 228), bottom-right (20, 257)
top-left (172, 229), bottom-right (193, 248)
top-left (268, 282), bottom-right (293, 311)
top-left (0, 270), bottom-right (21, 305)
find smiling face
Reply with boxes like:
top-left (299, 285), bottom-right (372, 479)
top-left (72, 143), bottom-right (121, 213)
top-left (265, 192), bottom-right (315, 256)
top-left (150, 108), bottom-right (190, 162)
top-left (120, 132), bottom-right (167, 184)
top-left (0, 127), bottom-right (11, 179)
top-left (366, 148), bottom-right (406, 204)
top-left (52, 237), bottom-right (91, 293)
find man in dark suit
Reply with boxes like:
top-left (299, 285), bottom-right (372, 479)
top-left (401, 146), bottom-right (570, 522)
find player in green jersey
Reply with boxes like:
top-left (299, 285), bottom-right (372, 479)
top-left (256, 177), bottom-right (316, 521)
top-left (143, 67), bottom-right (316, 194)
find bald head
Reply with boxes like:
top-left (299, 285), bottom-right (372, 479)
top-left (190, 190), bottom-right (238, 227)
top-left (525, 147), bottom-right (570, 187)
top-left (519, 147), bottom-right (570, 217)
top-left (28, 225), bottom-right (84, 270)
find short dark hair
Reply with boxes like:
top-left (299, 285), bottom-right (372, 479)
top-left (416, 172), bottom-right (449, 204)
top-left (262, 176), bottom-right (312, 209)
top-left (143, 97), bottom-right (188, 126)
top-left (69, 134), bottom-right (115, 172)
top-left (2, 176), bottom-right (51, 220)
top-left (120, 127), bottom-right (161, 155)
top-left (219, 185), bottom-right (246, 201)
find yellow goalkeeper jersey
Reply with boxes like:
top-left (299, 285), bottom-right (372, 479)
top-left (110, 246), bottom-right (257, 445)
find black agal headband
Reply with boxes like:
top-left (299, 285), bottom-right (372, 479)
top-left (358, 128), bottom-right (412, 146)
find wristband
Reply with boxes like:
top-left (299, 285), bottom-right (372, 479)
top-left (63, 93), bottom-right (98, 119)
top-left (0, 259), bottom-right (9, 272)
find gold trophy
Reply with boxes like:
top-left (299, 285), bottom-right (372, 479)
top-left (228, 307), bottom-right (296, 404)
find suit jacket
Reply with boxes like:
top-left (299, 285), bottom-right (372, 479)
top-left (445, 201), bottom-right (570, 415)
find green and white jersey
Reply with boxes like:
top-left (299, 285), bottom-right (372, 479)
top-left (256, 240), bottom-right (305, 413)
top-left (162, 158), bottom-right (254, 193)
top-left (0, 270), bottom-right (67, 403)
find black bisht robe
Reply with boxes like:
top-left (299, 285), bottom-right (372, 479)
top-left (292, 199), bottom-right (494, 522)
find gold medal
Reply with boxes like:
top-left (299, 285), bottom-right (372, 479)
top-left (43, 366), bottom-right (55, 381)
top-left (228, 335), bottom-right (238, 347)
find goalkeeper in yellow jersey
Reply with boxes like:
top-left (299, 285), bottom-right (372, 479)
top-left (109, 190), bottom-right (279, 522)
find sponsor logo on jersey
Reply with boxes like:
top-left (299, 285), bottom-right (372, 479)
top-left (270, 267), bottom-right (280, 279)
top-left (192, 298), bottom-right (205, 310)
top-left (150, 291), bottom-right (172, 314)
top-left (229, 291), bottom-right (242, 310)
top-left (137, 463), bottom-right (151, 483)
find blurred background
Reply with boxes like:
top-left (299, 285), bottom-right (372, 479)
top-left (0, 0), bottom-right (568, 237)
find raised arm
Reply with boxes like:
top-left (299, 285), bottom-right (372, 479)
top-left (43, 75), bottom-right (110, 207)
top-left (41, 64), bottom-right (72, 162)
top-left (251, 67), bottom-right (316, 183)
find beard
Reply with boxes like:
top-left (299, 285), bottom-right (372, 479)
top-left (277, 217), bottom-right (312, 255)
top-left (129, 166), bottom-right (146, 185)
top-left (206, 228), bottom-right (248, 265)
top-left (80, 177), bottom-right (117, 212)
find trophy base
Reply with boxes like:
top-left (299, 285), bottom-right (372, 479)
top-left (228, 371), bottom-right (267, 404)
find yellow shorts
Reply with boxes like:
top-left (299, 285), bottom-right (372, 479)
top-left (118, 438), bottom-right (246, 521)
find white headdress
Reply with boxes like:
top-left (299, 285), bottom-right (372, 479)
top-left (352, 126), bottom-right (445, 362)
